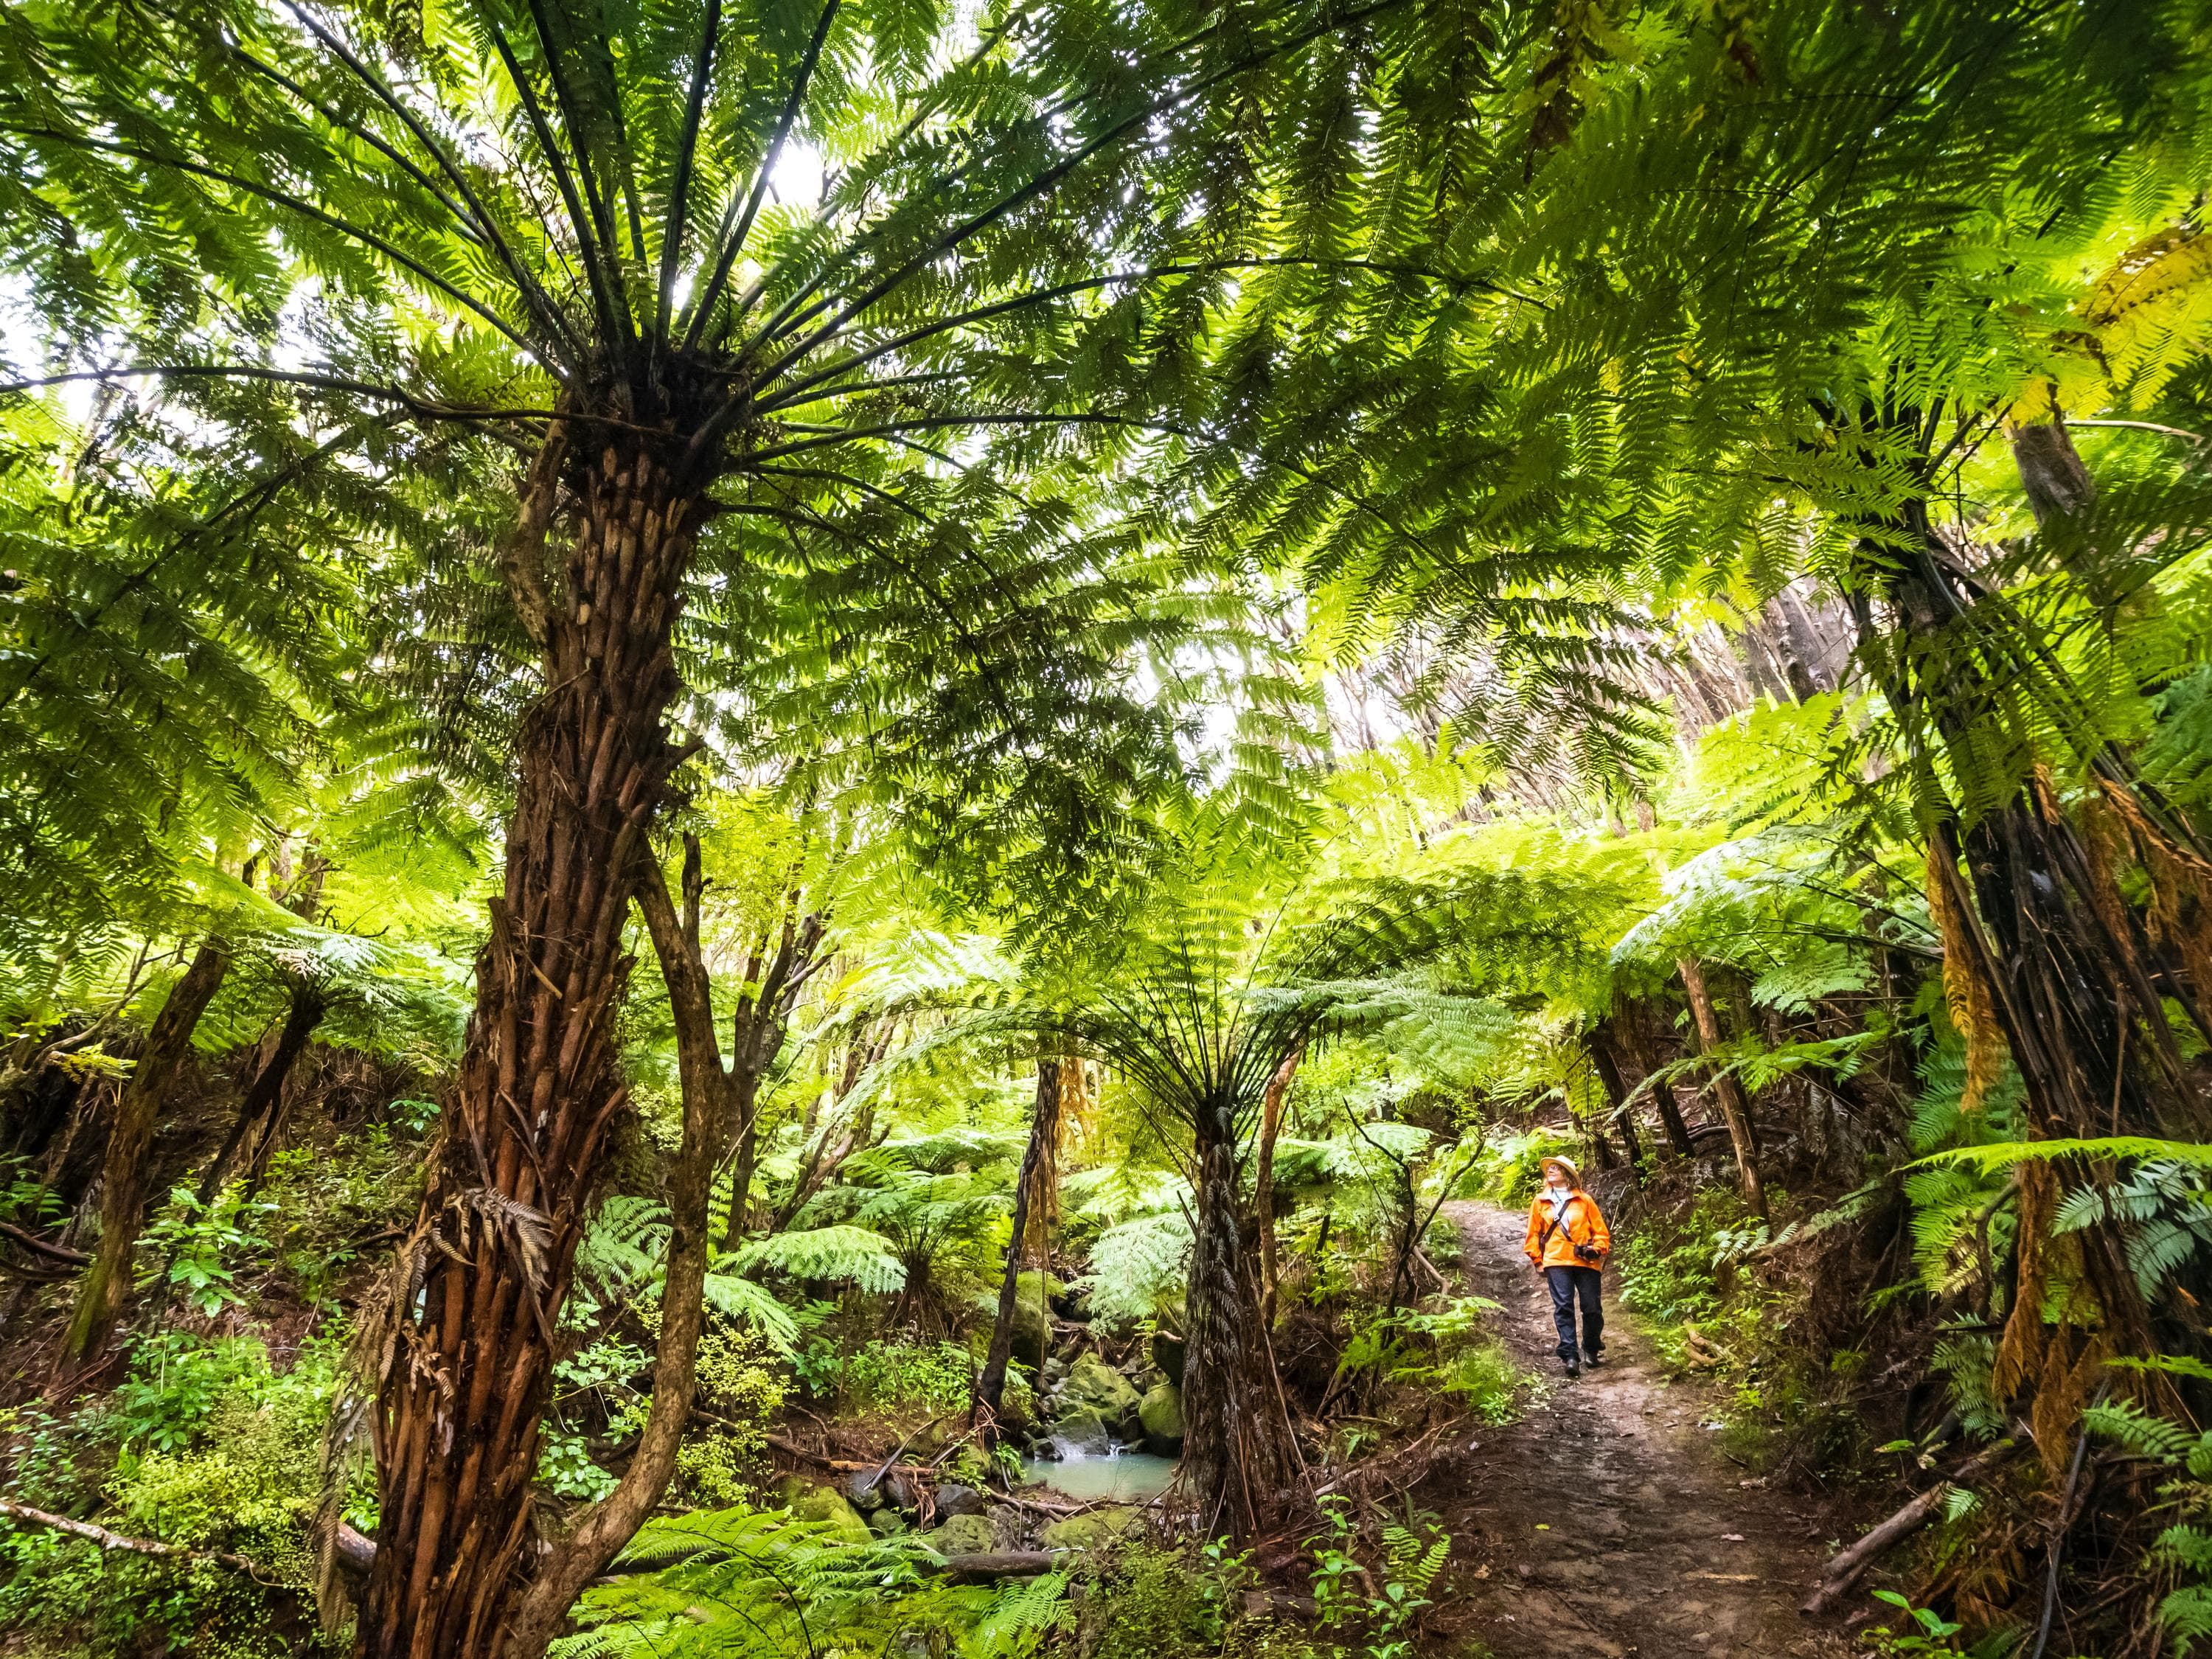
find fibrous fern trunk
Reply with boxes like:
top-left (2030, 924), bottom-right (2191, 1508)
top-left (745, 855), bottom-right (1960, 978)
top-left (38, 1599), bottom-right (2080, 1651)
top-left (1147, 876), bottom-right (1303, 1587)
top-left (1180, 1093), bottom-right (1304, 1540)
top-left (195, 978), bottom-right (325, 1206)
top-left (63, 936), bottom-right (230, 1363)
top-left (357, 433), bottom-right (701, 1659)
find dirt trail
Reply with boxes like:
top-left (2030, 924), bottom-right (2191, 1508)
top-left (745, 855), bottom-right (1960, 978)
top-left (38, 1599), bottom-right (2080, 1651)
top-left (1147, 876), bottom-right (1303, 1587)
top-left (1416, 1201), bottom-right (1854, 1659)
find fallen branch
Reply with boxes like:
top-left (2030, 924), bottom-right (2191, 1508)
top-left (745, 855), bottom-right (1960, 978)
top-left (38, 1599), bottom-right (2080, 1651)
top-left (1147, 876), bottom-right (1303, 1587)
top-left (0, 1497), bottom-right (271, 1580)
top-left (0, 1222), bottom-right (88, 1266)
top-left (934, 1549), bottom-right (1063, 1582)
top-left (1800, 1439), bottom-right (2020, 1616)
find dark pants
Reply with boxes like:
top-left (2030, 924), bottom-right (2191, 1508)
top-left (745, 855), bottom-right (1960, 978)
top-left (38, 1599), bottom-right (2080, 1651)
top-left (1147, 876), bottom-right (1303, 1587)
top-left (1545, 1265), bottom-right (1604, 1360)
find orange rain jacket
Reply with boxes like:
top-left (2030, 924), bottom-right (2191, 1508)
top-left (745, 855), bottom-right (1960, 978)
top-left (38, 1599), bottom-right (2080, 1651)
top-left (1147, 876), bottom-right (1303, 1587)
top-left (1523, 1188), bottom-right (1612, 1270)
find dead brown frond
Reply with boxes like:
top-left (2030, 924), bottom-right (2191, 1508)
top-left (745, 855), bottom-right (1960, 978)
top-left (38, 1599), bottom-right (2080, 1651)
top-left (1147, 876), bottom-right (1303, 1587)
top-left (1924, 842), bottom-right (2007, 1113)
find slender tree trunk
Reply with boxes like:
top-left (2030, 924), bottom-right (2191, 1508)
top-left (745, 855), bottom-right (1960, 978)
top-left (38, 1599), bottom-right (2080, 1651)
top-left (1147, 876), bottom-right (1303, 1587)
top-left (723, 1085), bottom-right (761, 1247)
top-left (1180, 1092), bottom-right (1304, 1540)
top-left (357, 434), bottom-right (702, 1659)
top-left (195, 979), bottom-right (326, 1206)
top-left (1677, 958), bottom-right (1766, 1217)
top-left (1253, 1048), bottom-right (1300, 1328)
top-left (975, 1059), bottom-right (1062, 1434)
top-left (499, 855), bottom-right (722, 1659)
top-left (63, 938), bottom-right (231, 1363)
top-left (1619, 999), bottom-right (1695, 1157)
top-left (1587, 1026), bottom-right (1644, 1183)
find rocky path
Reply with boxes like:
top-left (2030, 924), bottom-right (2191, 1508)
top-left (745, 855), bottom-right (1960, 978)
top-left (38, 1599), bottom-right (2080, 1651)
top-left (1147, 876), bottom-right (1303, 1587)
top-left (1418, 1201), bottom-right (1854, 1659)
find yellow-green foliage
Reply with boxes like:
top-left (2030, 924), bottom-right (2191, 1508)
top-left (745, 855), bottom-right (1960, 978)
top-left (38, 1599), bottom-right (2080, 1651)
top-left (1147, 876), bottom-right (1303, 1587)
top-left (676, 1329), bottom-right (788, 1508)
top-left (1461, 1127), bottom-right (1580, 1205)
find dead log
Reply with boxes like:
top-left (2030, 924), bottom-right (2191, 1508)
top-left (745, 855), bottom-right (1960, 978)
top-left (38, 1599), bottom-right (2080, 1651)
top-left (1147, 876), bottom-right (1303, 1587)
top-left (935, 1551), bottom-right (1063, 1582)
top-left (1800, 1440), bottom-right (2020, 1616)
top-left (0, 1222), bottom-right (88, 1266)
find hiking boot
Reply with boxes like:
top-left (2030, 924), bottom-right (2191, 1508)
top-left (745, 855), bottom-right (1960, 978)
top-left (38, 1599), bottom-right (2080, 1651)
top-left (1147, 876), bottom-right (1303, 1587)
top-left (1584, 1349), bottom-right (1605, 1369)
top-left (1562, 1354), bottom-right (1581, 1378)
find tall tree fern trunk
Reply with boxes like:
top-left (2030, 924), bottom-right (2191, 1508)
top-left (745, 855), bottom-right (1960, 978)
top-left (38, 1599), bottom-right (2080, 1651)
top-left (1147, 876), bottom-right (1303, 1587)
top-left (1180, 1092), bottom-right (1304, 1540)
top-left (1863, 496), bottom-right (2181, 1385)
top-left (357, 433), bottom-right (702, 1659)
top-left (62, 936), bottom-right (230, 1363)
top-left (975, 1059), bottom-right (1062, 1433)
top-left (195, 978), bottom-right (325, 1206)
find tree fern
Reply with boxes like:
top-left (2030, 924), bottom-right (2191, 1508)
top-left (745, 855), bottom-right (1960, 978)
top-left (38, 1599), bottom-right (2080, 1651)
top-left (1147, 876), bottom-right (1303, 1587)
top-left (734, 1225), bottom-right (905, 1294)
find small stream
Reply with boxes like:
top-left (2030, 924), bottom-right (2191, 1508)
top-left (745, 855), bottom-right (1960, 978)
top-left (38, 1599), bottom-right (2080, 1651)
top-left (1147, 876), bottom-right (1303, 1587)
top-left (1019, 1444), bottom-right (1178, 1503)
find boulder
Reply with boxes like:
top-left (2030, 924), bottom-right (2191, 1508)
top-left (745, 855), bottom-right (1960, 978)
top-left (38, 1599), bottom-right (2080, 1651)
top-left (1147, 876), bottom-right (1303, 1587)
top-left (1040, 1505), bottom-right (1147, 1551)
top-left (787, 1484), bottom-right (873, 1545)
top-left (922, 1513), bottom-right (998, 1556)
top-left (1046, 1408), bottom-right (1115, 1455)
top-left (1057, 1353), bottom-right (1141, 1433)
top-left (1150, 1332), bottom-right (1186, 1388)
top-left (846, 1471), bottom-right (884, 1512)
top-left (934, 1482), bottom-right (987, 1517)
top-left (1138, 1382), bottom-right (1183, 1455)
top-left (1006, 1271), bottom-right (1063, 1369)
top-left (868, 1507), bottom-right (908, 1537)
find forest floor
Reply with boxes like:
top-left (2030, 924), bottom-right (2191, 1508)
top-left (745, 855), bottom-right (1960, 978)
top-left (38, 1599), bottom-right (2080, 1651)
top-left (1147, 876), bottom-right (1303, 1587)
top-left (1419, 1200), bottom-right (1860, 1659)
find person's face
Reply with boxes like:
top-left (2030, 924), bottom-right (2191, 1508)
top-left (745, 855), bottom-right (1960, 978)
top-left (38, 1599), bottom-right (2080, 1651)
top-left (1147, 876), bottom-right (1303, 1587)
top-left (1543, 1166), bottom-right (1568, 1189)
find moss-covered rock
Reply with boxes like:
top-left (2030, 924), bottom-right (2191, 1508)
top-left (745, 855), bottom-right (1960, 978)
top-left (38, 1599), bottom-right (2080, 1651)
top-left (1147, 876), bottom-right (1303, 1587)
top-left (1043, 1408), bottom-right (1114, 1453)
top-left (1138, 1381), bottom-right (1183, 1453)
top-left (786, 1483), bottom-right (874, 1545)
top-left (1040, 1505), bottom-right (1147, 1550)
top-left (867, 1506), bottom-right (908, 1537)
top-left (1008, 1270), bottom-right (1063, 1368)
top-left (922, 1512), bottom-right (998, 1556)
top-left (1057, 1353), bottom-right (1141, 1429)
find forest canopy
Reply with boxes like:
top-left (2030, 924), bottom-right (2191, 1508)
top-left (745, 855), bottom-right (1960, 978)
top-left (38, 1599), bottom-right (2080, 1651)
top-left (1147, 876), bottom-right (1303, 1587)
top-left (0, 1), bottom-right (2210, 1658)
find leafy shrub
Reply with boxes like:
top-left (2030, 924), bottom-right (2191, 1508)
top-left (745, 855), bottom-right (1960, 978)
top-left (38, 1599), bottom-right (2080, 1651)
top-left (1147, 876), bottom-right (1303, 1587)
top-left (0, 1331), bottom-right (348, 1658)
top-left (1458, 1127), bottom-right (1579, 1205)
top-left (804, 1337), bottom-right (976, 1414)
top-left (139, 1187), bottom-right (276, 1316)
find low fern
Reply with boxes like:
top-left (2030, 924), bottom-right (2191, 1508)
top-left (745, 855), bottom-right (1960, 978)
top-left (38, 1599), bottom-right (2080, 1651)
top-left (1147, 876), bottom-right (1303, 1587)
top-left (554, 1505), bottom-right (1070, 1659)
top-left (2087, 1398), bottom-right (2212, 1655)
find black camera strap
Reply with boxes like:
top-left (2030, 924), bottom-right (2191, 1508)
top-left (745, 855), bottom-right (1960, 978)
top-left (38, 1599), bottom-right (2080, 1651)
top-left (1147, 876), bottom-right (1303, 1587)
top-left (1537, 1197), bottom-right (1597, 1261)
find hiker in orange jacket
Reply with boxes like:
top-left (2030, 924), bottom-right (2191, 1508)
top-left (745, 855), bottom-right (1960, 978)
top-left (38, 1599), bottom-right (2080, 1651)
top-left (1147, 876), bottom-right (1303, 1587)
top-left (1523, 1155), bottom-right (1610, 1377)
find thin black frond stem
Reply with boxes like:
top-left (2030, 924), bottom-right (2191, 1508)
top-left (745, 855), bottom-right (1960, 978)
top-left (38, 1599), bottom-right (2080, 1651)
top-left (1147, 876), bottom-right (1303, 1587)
top-left (751, 257), bottom-right (1531, 414)
top-left (484, 19), bottom-right (633, 361)
top-left (0, 409), bottom-right (400, 720)
top-left (748, 464), bottom-right (936, 522)
top-left (1, 125), bottom-right (542, 362)
top-left (745, 411), bottom-right (1184, 463)
top-left (655, 0), bottom-right (725, 347)
top-left (521, 0), bottom-right (625, 271)
top-left (748, 0), bottom-right (1417, 375)
top-left (272, 0), bottom-right (582, 358)
top-left (683, 0), bottom-right (844, 349)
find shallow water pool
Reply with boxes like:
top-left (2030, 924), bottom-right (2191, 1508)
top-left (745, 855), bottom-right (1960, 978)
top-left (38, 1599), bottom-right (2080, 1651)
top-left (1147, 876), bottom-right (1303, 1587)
top-left (1020, 1447), bottom-right (1178, 1503)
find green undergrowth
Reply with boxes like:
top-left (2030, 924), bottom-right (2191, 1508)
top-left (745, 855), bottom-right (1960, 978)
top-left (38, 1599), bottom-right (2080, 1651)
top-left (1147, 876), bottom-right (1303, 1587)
top-left (0, 1327), bottom-right (356, 1658)
top-left (1616, 1186), bottom-right (1865, 1478)
top-left (1456, 1128), bottom-right (1579, 1206)
top-left (557, 1498), bottom-right (1465, 1659)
